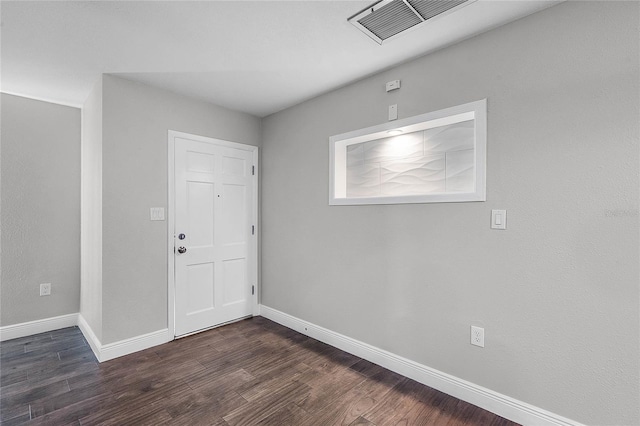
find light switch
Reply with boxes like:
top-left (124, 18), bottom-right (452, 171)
top-left (491, 209), bottom-right (506, 230)
top-left (150, 207), bottom-right (165, 221)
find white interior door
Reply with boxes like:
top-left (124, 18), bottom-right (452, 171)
top-left (172, 133), bottom-right (256, 337)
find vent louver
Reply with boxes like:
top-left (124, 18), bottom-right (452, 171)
top-left (349, 0), bottom-right (474, 44)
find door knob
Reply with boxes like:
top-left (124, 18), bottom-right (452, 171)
top-left (177, 246), bottom-right (187, 254)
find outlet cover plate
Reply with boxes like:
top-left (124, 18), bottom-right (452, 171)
top-left (471, 326), bottom-right (484, 347)
top-left (40, 283), bottom-right (51, 296)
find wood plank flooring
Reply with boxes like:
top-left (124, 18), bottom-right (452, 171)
top-left (0, 317), bottom-right (520, 425)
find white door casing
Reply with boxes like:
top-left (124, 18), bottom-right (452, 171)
top-left (168, 131), bottom-right (258, 338)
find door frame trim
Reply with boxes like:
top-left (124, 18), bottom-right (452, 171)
top-left (167, 130), bottom-right (259, 339)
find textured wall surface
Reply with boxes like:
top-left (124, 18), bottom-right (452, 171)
top-left (100, 75), bottom-right (261, 344)
top-left (1, 94), bottom-right (81, 326)
top-left (345, 121), bottom-right (475, 197)
top-left (261, 2), bottom-right (639, 425)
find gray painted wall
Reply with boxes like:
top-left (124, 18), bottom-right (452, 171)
top-left (100, 75), bottom-right (261, 344)
top-left (81, 77), bottom-right (103, 340)
top-left (261, 2), bottom-right (639, 425)
top-left (1, 94), bottom-right (81, 326)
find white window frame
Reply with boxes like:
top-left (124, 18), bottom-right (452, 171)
top-left (329, 99), bottom-right (487, 206)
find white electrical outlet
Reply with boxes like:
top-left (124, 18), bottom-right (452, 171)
top-left (471, 326), bottom-right (484, 347)
top-left (40, 283), bottom-right (51, 296)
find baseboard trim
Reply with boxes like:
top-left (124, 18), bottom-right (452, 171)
top-left (259, 305), bottom-right (583, 426)
top-left (2, 313), bottom-right (174, 363)
top-left (100, 328), bottom-right (171, 362)
top-left (0, 313), bottom-right (79, 341)
top-left (77, 314), bottom-right (102, 361)
top-left (77, 314), bottom-right (171, 362)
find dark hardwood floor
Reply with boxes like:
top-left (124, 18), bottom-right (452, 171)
top-left (0, 317), bottom-right (520, 425)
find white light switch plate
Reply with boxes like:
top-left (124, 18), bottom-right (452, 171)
top-left (491, 209), bottom-right (507, 229)
top-left (150, 207), bottom-right (165, 221)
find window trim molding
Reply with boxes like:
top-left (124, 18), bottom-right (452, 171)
top-left (329, 99), bottom-right (487, 206)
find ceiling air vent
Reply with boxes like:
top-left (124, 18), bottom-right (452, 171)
top-left (349, 0), bottom-right (475, 44)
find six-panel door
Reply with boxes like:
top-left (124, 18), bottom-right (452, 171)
top-left (174, 137), bottom-right (254, 336)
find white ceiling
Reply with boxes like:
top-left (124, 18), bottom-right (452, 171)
top-left (1, 1), bottom-right (560, 117)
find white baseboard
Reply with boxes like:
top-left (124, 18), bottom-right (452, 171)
top-left (0, 313), bottom-right (79, 341)
top-left (259, 305), bottom-right (583, 426)
top-left (77, 314), bottom-right (103, 361)
top-left (2, 313), bottom-right (170, 362)
top-left (100, 328), bottom-right (170, 362)
top-left (77, 314), bottom-right (171, 362)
